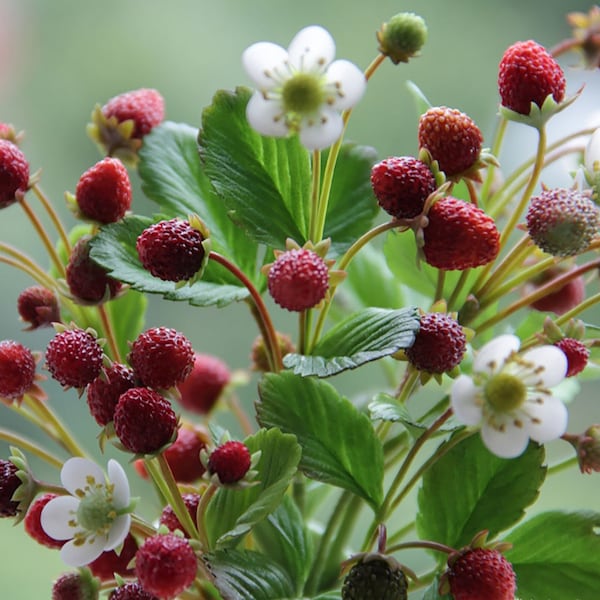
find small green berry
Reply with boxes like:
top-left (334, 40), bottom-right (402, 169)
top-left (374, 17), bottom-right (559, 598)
top-left (377, 12), bottom-right (427, 64)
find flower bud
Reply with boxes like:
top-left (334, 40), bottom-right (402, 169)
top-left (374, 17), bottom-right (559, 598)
top-left (377, 12), bottom-right (427, 64)
top-left (568, 425), bottom-right (600, 474)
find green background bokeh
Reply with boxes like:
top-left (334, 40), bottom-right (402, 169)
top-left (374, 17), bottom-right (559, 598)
top-left (1, 0), bottom-right (598, 597)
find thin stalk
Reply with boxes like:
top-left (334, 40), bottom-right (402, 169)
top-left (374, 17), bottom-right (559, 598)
top-left (131, 514), bottom-right (159, 538)
top-left (386, 539), bottom-right (454, 556)
top-left (0, 428), bottom-right (63, 469)
top-left (308, 150), bottom-right (321, 242)
top-left (226, 393), bottom-right (254, 437)
top-left (479, 117), bottom-right (508, 207)
top-left (0, 243), bottom-right (57, 288)
top-left (434, 269), bottom-right (446, 303)
top-left (555, 290), bottom-right (600, 327)
top-left (465, 178), bottom-right (479, 206)
top-left (387, 521), bottom-right (416, 546)
top-left (31, 183), bottom-right (71, 253)
top-left (395, 367), bottom-right (419, 402)
top-left (196, 483), bottom-right (218, 550)
top-left (97, 304), bottom-right (122, 362)
top-left (547, 453), bottom-right (578, 475)
top-left (447, 269), bottom-right (471, 311)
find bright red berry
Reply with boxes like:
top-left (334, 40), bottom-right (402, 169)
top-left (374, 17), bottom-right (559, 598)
top-left (89, 533), bottom-right (138, 581)
top-left (17, 286), bottom-right (60, 329)
top-left (208, 440), bottom-right (251, 484)
top-left (418, 107), bottom-right (483, 177)
top-left (135, 533), bottom-right (197, 599)
top-left (24, 493), bottom-right (64, 549)
top-left (554, 338), bottom-right (589, 377)
top-left (109, 582), bottom-right (159, 600)
top-left (113, 387), bottom-right (177, 454)
top-left (45, 328), bottom-right (104, 389)
top-left (0, 340), bottom-right (36, 400)
top-left (423, 196), bottom-right (500, 270)
top-left (159, 493), bottom-right (202, 537)
top-left (0, 459), bottom-right (21, 517)
top-left (0, 139), bottom-right (29, 209)
top-left (75, 157), bottom-right (132, 224)
top-left (406, 312), bottom-right (466, 373)
top-left (268, 248), bottom-right (329, 311)
top-left (86, 363), bottom-right (137, 426)
top-left (176, 353), bottom-right (231, 414)
top-left (102, 88), bottom-right (165, 139)
top-left (447, 548), bottom-right (516, 600)
top-left (66, 235), bottom-right (122, 304)
top-left (528, 267), bottom-right (585, 315)
top-left (370, 156), bottom-right (436, 219)
top-left (129, 327), bottom-right (194, 389)
top-left (136, 218), bottom-right (206, 282)
top-left (526, 188), bottom-right (599, 257)
top-left (498, 40), bottom-right (566, 115)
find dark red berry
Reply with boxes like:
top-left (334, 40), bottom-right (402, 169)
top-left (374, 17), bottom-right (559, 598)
top-left (51, 572), bottom-right (97, 600)
top-left (136, 218), bottom-right (205, 282)
top-left (0, 339), bottom-right (36, 400)
top-left (159, 493), bottom-right (202, 537)
top-left (17, 286), bottom-right (60, 329)
top-left (86, 363), bottom-right (137, 426)
top-left (89, 533), bottom-right (138, 581)
top-left (0, 138), bottom-right (29, 209)
top-left (208, 440), bottom-right (251, 484)
top-left (0, 459), bottom-right (21, 517)
top-left (109, 582), bottom-right (159, 600)
top-left (102, 89), bottom-right (165, 139)
top-left (45, 328), bottom-right (104, 388)
top-left (66, 235), bottom-right (122, 304)
top-left (75, 157), bottom-right (132, 224)
top-left (135, 533), bottom-right (197, 599)
top-left (528, 267), bottom-right (585, 315)
top-left (24, 493), bottom-right (64, 548)
top-left (176, 353), bottom-right (231, 414)
top-left (268, 248), bottom-right (329, 312)
top-left (342, 557), bottom-right (408, 600)
top-left (406, 312), bottom-right (466, 374)
top-left (113, 387), bottom-right (177, 454)
top-left (129, 327), bottom-right (194, 389)
top-left (554, 338), bottom-right (589, 377)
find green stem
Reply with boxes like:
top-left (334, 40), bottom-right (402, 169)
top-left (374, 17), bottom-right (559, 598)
top-left (31, 183), bottom-right (71, 254)
top-left (0, 428), bottom-right (63, 469)
top-left (555, 290), bottom-right (600, 327)
top-left (395, 367), bottom-right (419, 402)
top-left (479, 117), bottom-right (507, 208)
top-left (387, 521), bottom-right (416, 546)
top-left (547, 453), bottom-right (578, 475)
top-left (386, 539), bottom-right (454, 556)
top-left (196, 483), bottom-right (218, 551)
top-left (447, 269), bottom-right (471, 311)
top-left (97, 304), bottom-right (122, 362)
top-left (308, 150), bottom-right (321, 242)
top-left (434, 269), bottom-right (446, 303)
top-left (0, 243), bottom-right (57, 289)
top-left (131, 514), bottom-right (159, 538)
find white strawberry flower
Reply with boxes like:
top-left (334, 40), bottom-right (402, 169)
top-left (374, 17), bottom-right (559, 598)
top-left (451, 334), bottom-right (569, 458)
top-left (41, 457), bottom-right (134, 567)
top-left (242, 25), bottom-right (366, 150)
top-left (585, 127), bottom-right (600, 175)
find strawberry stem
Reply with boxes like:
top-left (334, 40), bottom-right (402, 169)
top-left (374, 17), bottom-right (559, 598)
top-left (308, 149), bottom-right (321, 242)
top-left (0, 242), bottom-right (57, 289)
top-left (31, 183), bottom-right (72, 254)
top-left (386, 539), bottom-right (455, 556)
top-left (479, 117), bottom-right (508, 208)
top-left (97, 304), bottom-right (122, 362)
top-left (0, 427), bottom-right (63, 469)
top-left (196, 482), bottom-right (218, 551)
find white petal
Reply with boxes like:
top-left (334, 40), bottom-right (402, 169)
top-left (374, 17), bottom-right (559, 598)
top-left (520, 346), bottom-right (567, 387)
top-left (525, 396), bottom-right (568, 443)
top-left (246, 92), bottom-right (289, 138)
top-left (585, 127), bottom-right (600, 173)
top-left (61, 457), bottom-right (104, 495)
top-left (288, 26), bottom-right (335, 72)
top-left (450, 375), bottom-right (483, 426)
top-left (299, 108), bottom-right (343, 150)
top-left (60, 535), bottom-right (107, 567)
top-left (107, 459), bottom-right (130, 509)
top-left (473, 334), bottom-right (520, 375)
top-left (40, 496), bottom-right (81, 540)
top-left (325, 59), bottom-right (366, 110)
top-left (105, 514), bottom-right (131, 551)
top-left (481, 420), bottom-right (530, 458)
top-left (242, 42), bottom-right (289, 89)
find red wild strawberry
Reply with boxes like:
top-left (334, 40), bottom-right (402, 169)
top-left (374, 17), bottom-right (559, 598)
top-left (498, 40), bottom-right (566, 115)
top-left (17, 286), bottom-right (60, 329)
top-left (176, 353), bottom-right (231, 414)
top-left (128, 327), bottom-right (194, 389)
top-left (109, 582), bottom-right (159, 600)
top-left (87, 363), bottom-right (137, 426)
top-left (0, 340), bottom-right (36, 400)
top-left (89, 533), bottom-right (138, 581)
top-left (24, 493), bottom-right (64, 549)
top-left (208, 440), bottom-right (251, 484)
top-left (370, 156), bottom-right (436, 219)
top-left (66, 235), bottom-right (122, 304)
top-left (0, 139), bottom-right (29, 209)
top-left (135, 533), bottom-right (197, 600)
top-left (159, 492), bottom-right (202, 537)
top-left (113, 387), bottom-right (177, 454)
top-left (0, 459), bottom-right (21, 517)
top-left (422, 196), bottom-right (500, 270)
top-left (45, 328), bottom-right (104, 389)
top-left (51, 571), bottom-right (98, 600)
top-left (75, 157), bottom-right (132, 224)
top-left (526, 188), bottom-right (599, 257)
top-left (554, 338), bottom-right (589, 377)
top-left (446, 548), bottom-right (516, 600)
top-left (103, 88), bottom-right (165, 139)
top-left (528, 266), bottom-right (585, 315)
top-left (136, 218), bottom-right (206, 282)
top-left (268, 248), bottom-right (329, 311)
top-left (418, 107), bottom-right (483, 177)
top-left (406, 312), bottom-right (466, 374)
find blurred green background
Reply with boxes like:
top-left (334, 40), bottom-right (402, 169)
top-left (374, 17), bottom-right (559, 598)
top-left (1, 0), bottom-right (598, 597)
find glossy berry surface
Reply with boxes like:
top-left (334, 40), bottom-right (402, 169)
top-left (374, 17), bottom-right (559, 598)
top-left (0, 339), bottom-right (36, 400)
top-left (0, 139), bottom-right (29, 209)
top-left (208, 440), bottom-right (251, 484)
top-left (17, 286), bottom-right (60, 329)
top-left (554, 338), bottom-right (589, 377)
top-left (87, 362), bottom-right (138, 426)
top-left (102, 88), bottom-right (165, 139)
top-left (109, 582), bottom-right (159, 600)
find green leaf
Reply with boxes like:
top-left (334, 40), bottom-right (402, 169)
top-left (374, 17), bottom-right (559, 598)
top-left (283, 307), bottom-right (419, 377)
top-left (416, 435), bottom-right (546, 550)
top-left (205, 428), bottom-right (301, 548)
top-left (257, 372), bottom-right (384, 509)
top-left (89, 216), bottom-right (250, 308)
top-left (138, 120), bottom-right (260, 284)
top-left (253, 495), bottom-right (313, 596)
top-left (323, 142), bottom-right (379, 255)
top-left (199, 86), bottom-right (309, 248)
top-left (205, 549), bottom-right (296, 600)
top-left (406, 80), bottom-right (432, 117)
top-left (505, 511), bottom-right (600, 600)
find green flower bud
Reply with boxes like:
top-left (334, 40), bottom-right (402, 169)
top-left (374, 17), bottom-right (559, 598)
top-left (377, 12), bottom-right (427, 64)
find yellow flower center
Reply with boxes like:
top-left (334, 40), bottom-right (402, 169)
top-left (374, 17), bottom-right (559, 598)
top-left (484, 373), bottom-right (526, 413)
top-left (76, 488), bottom-right (115, 534)
top-left (281, 72), bottom-right (325, 115)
